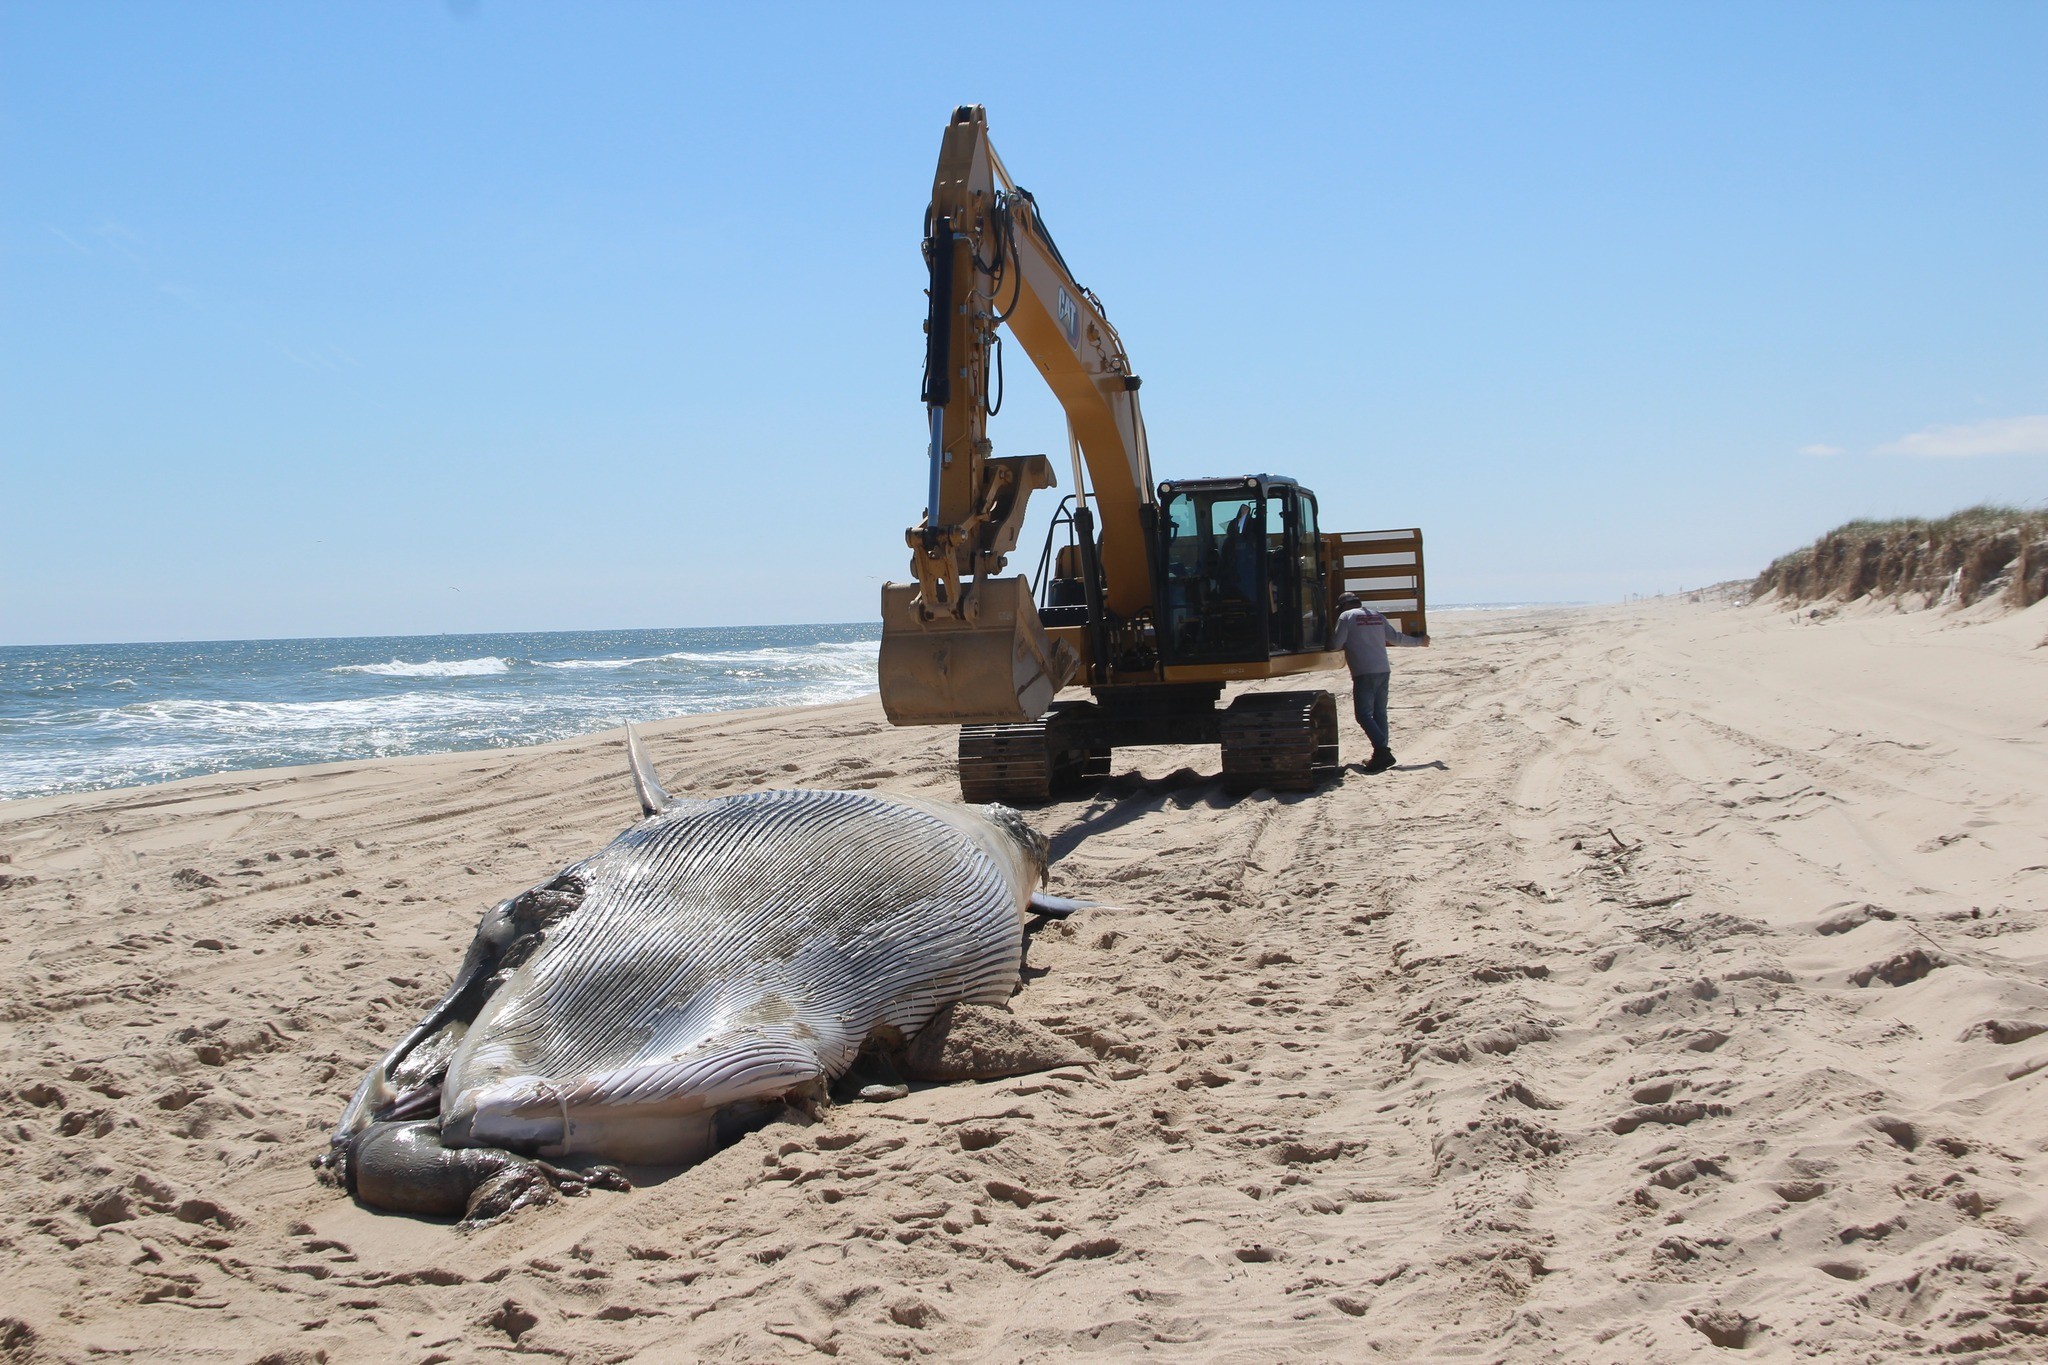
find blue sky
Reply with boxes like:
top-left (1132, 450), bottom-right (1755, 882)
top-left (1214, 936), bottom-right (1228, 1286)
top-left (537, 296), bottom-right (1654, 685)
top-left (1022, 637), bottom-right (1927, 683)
top-left (3, 2), bottom-right (2044, 644)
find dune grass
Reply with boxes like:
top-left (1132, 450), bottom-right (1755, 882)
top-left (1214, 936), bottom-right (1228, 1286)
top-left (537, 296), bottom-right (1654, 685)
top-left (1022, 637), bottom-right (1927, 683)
top-left (1757, 503), bottom-right (2048, 607)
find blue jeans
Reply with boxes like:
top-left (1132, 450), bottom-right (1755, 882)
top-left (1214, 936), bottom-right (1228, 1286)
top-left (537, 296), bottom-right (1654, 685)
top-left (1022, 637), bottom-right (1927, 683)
top-left (1351, 671), bottom-right (1391, 752)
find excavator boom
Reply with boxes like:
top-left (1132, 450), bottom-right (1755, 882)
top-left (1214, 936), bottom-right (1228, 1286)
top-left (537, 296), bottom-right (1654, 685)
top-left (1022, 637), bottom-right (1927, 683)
top-left (880, 105), bottom-right (1154, 725)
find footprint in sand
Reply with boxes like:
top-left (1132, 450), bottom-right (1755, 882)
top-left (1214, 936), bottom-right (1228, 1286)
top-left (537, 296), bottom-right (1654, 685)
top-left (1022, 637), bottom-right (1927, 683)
top-left (1815, 902), bottom-right (1896, 934)
top-left (955, 1127), bottom-right (1008, 1152)
top-left (1684, 1308), bottom-right (1765, 1349)
top-left (1610, 1099), bottom-right (1731, 1135)
top-left (1645, 1156), bottom-right (1725, 1190)
top-left (1771, 1180), bottom-right (1828, 1202)
top-left (1961, 1019), bottom-right (2046, 1045)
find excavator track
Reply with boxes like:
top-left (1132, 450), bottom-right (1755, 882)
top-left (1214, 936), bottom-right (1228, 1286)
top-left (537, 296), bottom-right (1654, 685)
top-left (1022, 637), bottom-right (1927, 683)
top-left (957, 705), bottom-right (1104, 804)
top-left (958, 722), bottom-right (1056, 804)
top-left (1220, 690), bottom-right (1339, 794)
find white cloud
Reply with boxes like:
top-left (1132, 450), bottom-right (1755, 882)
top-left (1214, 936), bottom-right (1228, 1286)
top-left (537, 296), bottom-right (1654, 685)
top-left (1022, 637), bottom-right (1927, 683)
top-left (1798, 443), bottom-right (1843, 457)
top-left (1876, 415), bottom-right (2048, 458)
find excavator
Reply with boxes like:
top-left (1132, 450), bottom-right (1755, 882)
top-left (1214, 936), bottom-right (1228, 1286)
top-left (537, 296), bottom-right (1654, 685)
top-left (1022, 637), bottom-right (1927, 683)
top-left (879, 105), bottom-right (1426, 803)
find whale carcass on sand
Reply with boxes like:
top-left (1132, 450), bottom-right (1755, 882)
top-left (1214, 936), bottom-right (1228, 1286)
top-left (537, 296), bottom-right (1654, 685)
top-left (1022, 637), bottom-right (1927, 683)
top-left (321, 727), bottom-right (1090, 1221)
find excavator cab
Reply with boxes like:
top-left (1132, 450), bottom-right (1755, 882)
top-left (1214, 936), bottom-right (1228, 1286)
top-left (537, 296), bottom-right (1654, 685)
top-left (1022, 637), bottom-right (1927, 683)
top-left (1156, 476), bottom-right (1328, 664)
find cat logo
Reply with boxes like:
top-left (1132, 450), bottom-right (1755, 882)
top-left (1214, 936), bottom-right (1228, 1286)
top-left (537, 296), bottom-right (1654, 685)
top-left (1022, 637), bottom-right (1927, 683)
top-left (1056, 286), bottom-right (1080, 347)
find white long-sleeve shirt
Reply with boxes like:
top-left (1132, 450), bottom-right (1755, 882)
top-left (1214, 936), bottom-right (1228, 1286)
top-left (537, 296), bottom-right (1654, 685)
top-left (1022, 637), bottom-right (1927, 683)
top-left (1332, 607), bottom-right (1424, 675)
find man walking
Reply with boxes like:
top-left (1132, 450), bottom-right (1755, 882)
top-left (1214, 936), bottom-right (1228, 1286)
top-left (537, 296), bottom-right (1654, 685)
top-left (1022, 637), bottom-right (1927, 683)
top-left (1331, 591), bottom-right (1429, 773)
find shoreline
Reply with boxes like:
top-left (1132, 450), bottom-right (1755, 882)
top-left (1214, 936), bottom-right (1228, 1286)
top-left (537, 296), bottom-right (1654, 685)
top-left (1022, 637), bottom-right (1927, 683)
top-left (0, 693), bottom-right (881, 823)
top-left (0, 623), bottom-right (886, 807)
top-left (0, 605), bottom-right (1574, 812)
top-left (2, 595), bottom-right (2043, 1359)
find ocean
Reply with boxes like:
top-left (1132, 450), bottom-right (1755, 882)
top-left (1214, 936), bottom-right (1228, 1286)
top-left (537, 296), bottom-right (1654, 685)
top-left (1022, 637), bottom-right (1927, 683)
top-left (0, 624), bottom-right (881, 803)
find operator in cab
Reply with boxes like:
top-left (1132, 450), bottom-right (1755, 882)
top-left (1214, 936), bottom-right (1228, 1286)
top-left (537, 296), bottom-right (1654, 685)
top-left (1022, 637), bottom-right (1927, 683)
top-left (1332, 592), bottom-right (1429, 774)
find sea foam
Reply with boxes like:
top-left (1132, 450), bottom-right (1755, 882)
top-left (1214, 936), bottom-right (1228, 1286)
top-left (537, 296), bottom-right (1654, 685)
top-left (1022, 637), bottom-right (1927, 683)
top-left (332, 656), bottom-right (515, 678)
top-left (1, 624), bottom-right (881, 801)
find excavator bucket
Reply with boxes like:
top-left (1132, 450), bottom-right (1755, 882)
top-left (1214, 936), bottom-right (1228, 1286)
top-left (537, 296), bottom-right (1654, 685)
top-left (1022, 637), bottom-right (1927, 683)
top-left (878, 575), bottom-right (1080, 726)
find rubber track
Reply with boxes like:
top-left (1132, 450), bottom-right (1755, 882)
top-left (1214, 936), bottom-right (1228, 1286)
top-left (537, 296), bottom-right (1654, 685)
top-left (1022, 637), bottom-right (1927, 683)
top-left (1221, 691), bottom-right (1338, 793)
top-left (959, 722), bottom-right (1054, 803)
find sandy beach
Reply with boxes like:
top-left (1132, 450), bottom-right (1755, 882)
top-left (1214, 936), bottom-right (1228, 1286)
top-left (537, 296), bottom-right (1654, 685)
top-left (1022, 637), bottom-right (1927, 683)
top-left (2, 595), bottom-right (2044, 1362)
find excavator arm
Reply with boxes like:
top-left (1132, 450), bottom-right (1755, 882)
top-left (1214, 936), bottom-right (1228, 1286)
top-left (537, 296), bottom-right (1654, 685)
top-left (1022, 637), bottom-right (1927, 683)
top-left (880, 105), bottom-right (1155, 725)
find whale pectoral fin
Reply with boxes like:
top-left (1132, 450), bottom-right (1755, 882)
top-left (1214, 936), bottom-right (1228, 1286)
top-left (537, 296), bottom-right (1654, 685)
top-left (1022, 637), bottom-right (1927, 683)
top-left (1028, 890), bottom-right (1097, 919)
top-left (625, 724), bottom-right (675, 818)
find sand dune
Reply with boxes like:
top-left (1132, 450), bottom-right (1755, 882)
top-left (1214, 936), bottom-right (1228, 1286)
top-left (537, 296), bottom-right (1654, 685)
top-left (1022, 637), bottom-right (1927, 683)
top-left (1, 597), bottom-right (2044, 1361)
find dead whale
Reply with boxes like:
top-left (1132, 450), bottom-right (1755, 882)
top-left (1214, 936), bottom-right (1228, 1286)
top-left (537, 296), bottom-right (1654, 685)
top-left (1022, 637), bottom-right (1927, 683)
top-left (321, 728), bottom-right (1087, 1220)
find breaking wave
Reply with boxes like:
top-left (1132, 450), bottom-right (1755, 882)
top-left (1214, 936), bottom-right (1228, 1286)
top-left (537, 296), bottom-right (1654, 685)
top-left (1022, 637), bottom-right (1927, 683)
top-left (0, 624), bottom-right (880, 801)
top-left (332, 656), bottom-right (514, 677)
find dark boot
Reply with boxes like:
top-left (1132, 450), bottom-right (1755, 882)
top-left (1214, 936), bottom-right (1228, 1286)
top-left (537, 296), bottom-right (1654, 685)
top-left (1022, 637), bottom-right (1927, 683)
top-left (1363, 748), bottom-right (1394, 774)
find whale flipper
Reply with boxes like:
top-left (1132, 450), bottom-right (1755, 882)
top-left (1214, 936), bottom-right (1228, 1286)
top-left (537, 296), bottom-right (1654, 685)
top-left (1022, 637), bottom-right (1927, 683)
top-left (1028, 890), bottom-right (1095, 918)
top-left (625, 724), bottom-right (673, 817)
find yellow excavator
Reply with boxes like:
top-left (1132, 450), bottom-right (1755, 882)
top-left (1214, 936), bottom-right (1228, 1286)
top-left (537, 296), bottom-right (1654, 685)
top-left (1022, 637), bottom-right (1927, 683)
top-left (880, 105), bottom-right (1426, 802)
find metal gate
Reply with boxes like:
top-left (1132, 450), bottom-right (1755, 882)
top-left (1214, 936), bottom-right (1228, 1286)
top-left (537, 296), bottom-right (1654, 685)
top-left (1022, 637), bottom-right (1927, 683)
top-left (1325, 527), bottom-right (1427, 637)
